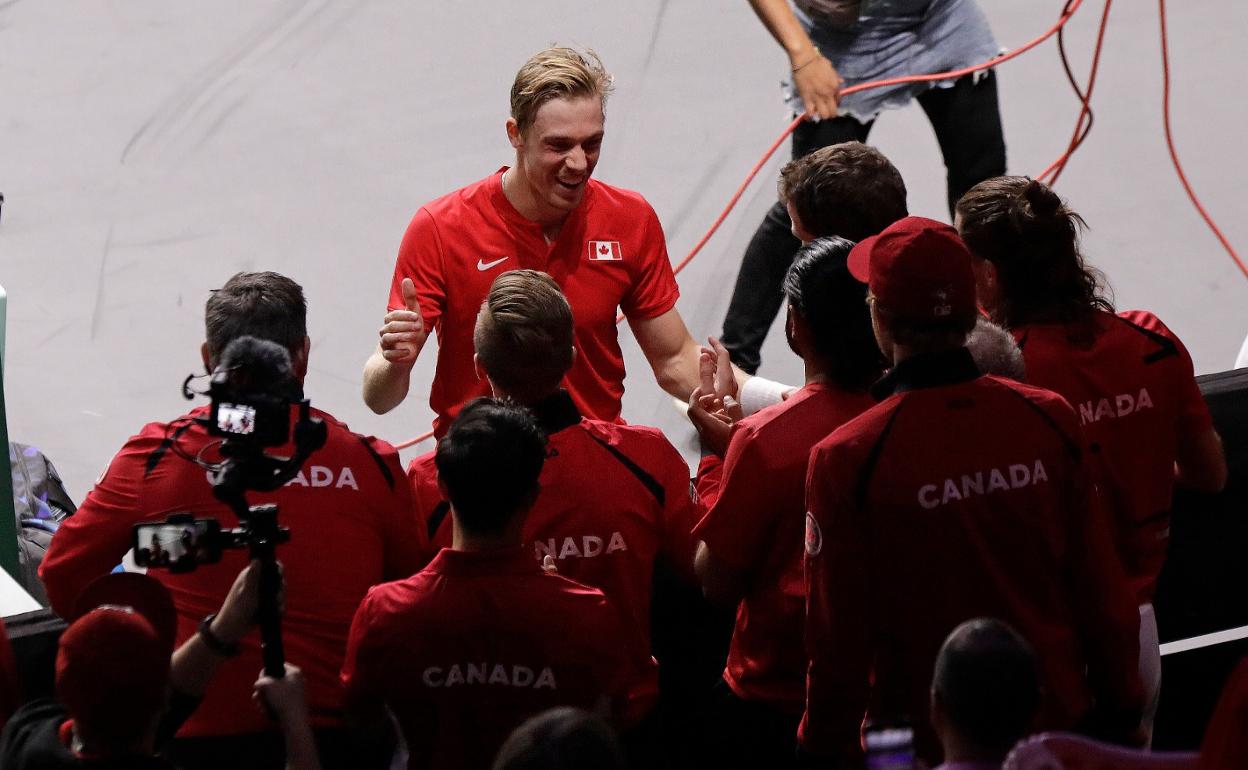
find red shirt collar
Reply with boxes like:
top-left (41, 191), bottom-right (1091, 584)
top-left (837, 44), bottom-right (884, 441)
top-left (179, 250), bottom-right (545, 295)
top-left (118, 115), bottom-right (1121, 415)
top-left (425, 546), bottom-right (541, 577)
top-left (487, 167), bottom-right (594, 235)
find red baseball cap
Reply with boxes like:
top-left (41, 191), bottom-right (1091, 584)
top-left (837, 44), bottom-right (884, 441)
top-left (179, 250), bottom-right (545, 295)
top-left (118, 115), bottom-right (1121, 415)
top-left (56, 573), bottom-right (177, 744)
top-left (847, 216), bottom-right (977, 324)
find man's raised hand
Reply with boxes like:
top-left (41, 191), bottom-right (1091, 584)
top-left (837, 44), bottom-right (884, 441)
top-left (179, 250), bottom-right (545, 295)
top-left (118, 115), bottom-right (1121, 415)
top-left (379, 278), bottom-right (427, 365)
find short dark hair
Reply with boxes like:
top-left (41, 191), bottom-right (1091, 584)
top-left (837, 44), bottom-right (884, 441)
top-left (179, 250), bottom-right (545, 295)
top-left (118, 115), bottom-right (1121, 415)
top-left (778, 141), bottom-right (908, 241)
top-left (435, 398), bottom-right (547, 536)
top-left (474, 270), bottom-right (575, 402)
top-left (492, 707), bottom-right (627, 770)
top-left (784, 237), bottom-right (886, 390)
top-left (205, 272), bottom-right (307, 368)
top-left (932, 618), bottom-right (1041, 754)
top-left (955, 176), bottom-right (1113, 328)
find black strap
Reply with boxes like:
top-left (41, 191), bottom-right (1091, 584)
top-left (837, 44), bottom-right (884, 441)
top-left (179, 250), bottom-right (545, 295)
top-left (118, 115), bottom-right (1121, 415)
top-left (587, 435), bottom-right (665, 508)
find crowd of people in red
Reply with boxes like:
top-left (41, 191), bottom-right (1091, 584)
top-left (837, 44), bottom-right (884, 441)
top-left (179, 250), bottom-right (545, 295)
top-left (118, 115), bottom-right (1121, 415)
top-left (0, 45), bottom-right (1241, 770)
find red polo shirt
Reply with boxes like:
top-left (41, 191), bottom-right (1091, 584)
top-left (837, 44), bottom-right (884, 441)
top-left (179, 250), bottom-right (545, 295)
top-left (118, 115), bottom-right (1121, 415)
top-left (389, 169), bottom-right (679, 436)
top-left (800, 348), bottom-right (1143, 764)
top-left (1015, 310), bottom-right (1214, 602)
top-left (409, 391), bottom-right (700, 710)
top-left (342, 547), bottom-right (644, 770)
top-left (40, 406), bottom-right (426, 737)
top-left (692, 382), bottom-right (874, 715)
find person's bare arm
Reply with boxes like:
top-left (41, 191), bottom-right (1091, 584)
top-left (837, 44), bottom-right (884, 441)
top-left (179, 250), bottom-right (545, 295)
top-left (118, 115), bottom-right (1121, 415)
top-left (747, 0), bottom-right (842, 120)
top-left (630, 308), bottom-right (705, 400)
top-left (1175, 428), bottom-right (1228, 493)
top-left (170, 561), bottom-right (260, 696)
top-left (362, 278), bottom-right (428, 414)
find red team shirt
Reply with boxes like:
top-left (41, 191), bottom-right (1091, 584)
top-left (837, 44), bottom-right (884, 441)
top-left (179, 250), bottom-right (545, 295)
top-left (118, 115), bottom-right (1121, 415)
top-left (40, 406), bottom-right (426, 737)
top-left (389, 170), bottom-right (680, 435)
top-left (800, 349), bottom-right (1143, 763)
top-left (409, 391), bottom-right (701, 711)
top-left (341, 547), bottom-right (645, 770)
top-left (1014, 309), bottom-right (1214, 602)
top-left (692, 382), bottom-right (874, 715)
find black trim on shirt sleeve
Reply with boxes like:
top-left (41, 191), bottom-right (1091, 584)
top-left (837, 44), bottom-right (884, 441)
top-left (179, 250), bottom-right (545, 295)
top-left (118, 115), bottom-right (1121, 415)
top-left (356, 436), bottom-right (396, 490)
top-left (1111, 314), bottom-right (1179, 364)
top-left (587, 435), bottom-right (666, 508)
top-left (145, 422), bottom-right (195, 478)
top-left (998, 384), bottom-right (1083, 461)
top-left (853, 401), bottom-right (907, 511)
top-left (427, 501), bottom-right (451, 542)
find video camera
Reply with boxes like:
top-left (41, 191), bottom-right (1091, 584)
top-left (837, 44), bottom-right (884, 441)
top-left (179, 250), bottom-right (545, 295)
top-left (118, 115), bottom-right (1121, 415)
top-left (133, 335), bottom-right (327, 676)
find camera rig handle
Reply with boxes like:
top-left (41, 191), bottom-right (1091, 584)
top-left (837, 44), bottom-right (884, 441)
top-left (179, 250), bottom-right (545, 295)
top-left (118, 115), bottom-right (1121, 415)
top-left (206, 401), bottom-right (324, 680)
top-left (242, 503), bottom-right (288, 679)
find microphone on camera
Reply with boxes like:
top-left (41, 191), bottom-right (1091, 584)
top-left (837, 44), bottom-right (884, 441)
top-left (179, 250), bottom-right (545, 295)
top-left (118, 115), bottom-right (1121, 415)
top-left (213, 335), bottom-right (298, 400)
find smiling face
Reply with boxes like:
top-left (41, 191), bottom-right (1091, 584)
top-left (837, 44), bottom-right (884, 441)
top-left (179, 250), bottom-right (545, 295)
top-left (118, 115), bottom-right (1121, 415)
top-left (507, 95), bottom-right (604, 225)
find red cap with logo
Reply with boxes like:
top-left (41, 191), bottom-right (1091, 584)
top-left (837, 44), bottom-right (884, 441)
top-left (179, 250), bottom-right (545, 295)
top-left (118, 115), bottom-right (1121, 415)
top-left (56, 573), bottom-right (177, 744)
top-left (847, 216), bottom-right (977, 324)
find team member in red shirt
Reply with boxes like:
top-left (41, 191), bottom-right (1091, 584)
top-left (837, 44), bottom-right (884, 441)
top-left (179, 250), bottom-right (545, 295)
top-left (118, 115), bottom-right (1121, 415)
top-left (40, 272), bottom-right (425, 770)
top-left (408, 269), bottom-right (699, 721)
top-left (688, 237), bottom-right (881, 767)
top-left (363, 46), bottom-right (708, 436)
top-left (955, 176), bottom-right (1228, 738)
top-left (800, 218), bottom-right (1144, 766)
top-left (343, 399), bottom-right (647, 770)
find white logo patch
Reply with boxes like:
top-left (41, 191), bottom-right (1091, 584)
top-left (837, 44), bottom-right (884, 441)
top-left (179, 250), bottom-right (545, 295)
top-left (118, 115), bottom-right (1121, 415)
top-left (476, 256), bottom-right (510, 272)
top-left (805, 512), bottom-right (822, 556)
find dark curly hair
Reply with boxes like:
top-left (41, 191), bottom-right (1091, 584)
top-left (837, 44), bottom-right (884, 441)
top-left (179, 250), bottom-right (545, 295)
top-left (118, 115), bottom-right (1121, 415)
top-left (955, 177), bottom-right (1112, 328)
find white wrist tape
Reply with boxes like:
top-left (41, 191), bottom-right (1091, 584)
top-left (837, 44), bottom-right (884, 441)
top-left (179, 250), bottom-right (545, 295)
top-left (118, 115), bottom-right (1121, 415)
top-left (739, 376), bottom-right (793, 416)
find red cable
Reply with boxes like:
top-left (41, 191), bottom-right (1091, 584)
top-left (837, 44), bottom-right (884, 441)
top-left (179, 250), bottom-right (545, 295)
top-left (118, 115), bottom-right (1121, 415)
top-left (1037, 0), bottom-right (1113, 185)
top-left (1156, 0), bottom-right (1247, 281)
top-left (398, 0), bottom-right (1092, 451)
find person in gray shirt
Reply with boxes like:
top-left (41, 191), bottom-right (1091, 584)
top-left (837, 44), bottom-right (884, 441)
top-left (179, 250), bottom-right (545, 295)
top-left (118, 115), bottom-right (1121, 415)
top-left (722, 0), bottom-right (1006, 375)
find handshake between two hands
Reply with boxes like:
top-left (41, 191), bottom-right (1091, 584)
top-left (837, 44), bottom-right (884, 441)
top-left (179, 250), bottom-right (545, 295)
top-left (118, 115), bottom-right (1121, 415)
top-left (687, 338), bottom-right (745, 458)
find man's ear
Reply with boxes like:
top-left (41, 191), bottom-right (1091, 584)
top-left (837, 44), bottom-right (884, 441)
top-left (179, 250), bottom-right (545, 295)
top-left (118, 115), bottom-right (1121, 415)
top-left (505, 118), bottom-right (522, 150)
top-left (200, 342), bottom-right (212, 372)
top-left (293, 336), bottom-right (311, 380)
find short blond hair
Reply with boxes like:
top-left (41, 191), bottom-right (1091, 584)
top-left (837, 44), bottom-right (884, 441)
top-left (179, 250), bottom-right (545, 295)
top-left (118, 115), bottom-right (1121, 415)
top-left (474, 270), bottom-right (575, 401)
top-left (510, 47), bottom-right (613, 134)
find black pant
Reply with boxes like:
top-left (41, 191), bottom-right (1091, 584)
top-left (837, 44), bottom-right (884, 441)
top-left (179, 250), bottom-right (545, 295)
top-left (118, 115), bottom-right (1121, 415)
top-left (696, 678), bottom-right (801, 770)
top-left (720, 72), bottom-right (1007, 374)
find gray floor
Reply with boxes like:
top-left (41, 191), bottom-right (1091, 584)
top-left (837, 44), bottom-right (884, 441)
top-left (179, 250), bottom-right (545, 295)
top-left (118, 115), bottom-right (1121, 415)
top-left (2, 0), bottom-right (1245, 499)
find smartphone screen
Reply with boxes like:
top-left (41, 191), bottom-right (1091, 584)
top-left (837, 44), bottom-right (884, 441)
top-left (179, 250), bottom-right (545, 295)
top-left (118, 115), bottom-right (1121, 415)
top-left (216, 402), bottom-right (258, 436)
top-left (133, 519), bottom-right (221, 569)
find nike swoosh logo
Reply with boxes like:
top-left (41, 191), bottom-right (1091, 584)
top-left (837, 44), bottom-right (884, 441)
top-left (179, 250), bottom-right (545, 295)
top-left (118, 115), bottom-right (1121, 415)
top-left (477, 256), bottom-right (510, 271)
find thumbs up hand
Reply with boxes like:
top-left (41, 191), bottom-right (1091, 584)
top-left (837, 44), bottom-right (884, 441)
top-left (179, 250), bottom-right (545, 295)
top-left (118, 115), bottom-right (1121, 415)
top-left (379, 278), bottom-right (427, 365)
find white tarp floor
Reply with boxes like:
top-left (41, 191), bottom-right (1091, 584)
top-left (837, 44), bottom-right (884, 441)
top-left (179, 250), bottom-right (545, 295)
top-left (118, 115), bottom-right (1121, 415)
top-left (2, 0), bottom-right (1245, 498)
